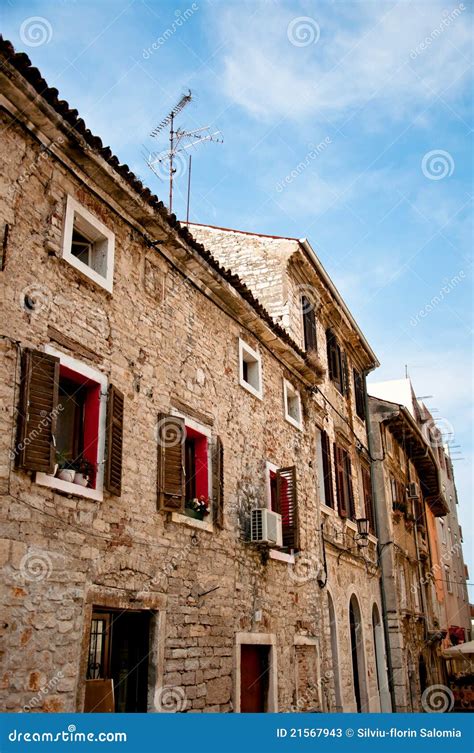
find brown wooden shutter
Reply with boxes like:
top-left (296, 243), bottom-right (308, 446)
top-left (212, 436), bottom-right (224, 529)
top-left (15, 349), bottom-right (59, 473)
top-left (353, 369), bottom-right (366, 420)
top-left (334, 444), bottom-right (348, 518)
top-left (321, 430), bottom-right (334, 508)
top-left (362, 466), bottom-right (375, 534)
top-left (157, 413), bottom-right (185, 512)
top-left (276, 466), bottom-right (299, 551)
top-left (342, 352), bottom-right (349, 395)
top-left (104, 384), bottom-right (124, 496)
top-left (326, 330), bottom-right (335, 380)
top-left (345, 453), bottom-right (355, 519)
top-left (302, 300), bottom-right (317, 352)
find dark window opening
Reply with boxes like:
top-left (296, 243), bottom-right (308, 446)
top-left (71, 228), bottom-right (94, 266)
top-left (353, 369), bottom-right (366, 420)
top-left (326, 329), bottom-right (344, 393)
top-left (302, 297), bottom-right (317, 351)
top-left (185, 437), bottom-right (196, 501)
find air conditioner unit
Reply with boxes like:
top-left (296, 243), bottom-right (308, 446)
top-left (407, 482), bottom-right (419, 499)
top-left (251, 509), bottom-right (282, 547)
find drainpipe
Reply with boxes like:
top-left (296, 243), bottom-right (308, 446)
top-left (363, 371), bottom-right (396, 713)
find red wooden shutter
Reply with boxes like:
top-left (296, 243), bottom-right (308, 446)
top-left (212, 436), bottom-right (224, 529)
top-left (321, 430), bottom-right (334, 508)
top-left (104, 384), bottom-right (124, 496)
top-left (276, 466), bottom-right (299, 550)
top-left (334, 444), bottom-right (348, 518)
top-left (15, 349), bottom-right (59, 473)
top-left (362, 466), bottom-right (375, 534)
top-left (157, 413), bottom-right (185, 512)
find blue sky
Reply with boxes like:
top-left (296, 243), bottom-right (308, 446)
top-left (2, 1), bottom-right (473, 596)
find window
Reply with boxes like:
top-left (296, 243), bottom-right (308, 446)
top-left (334, 442), bottom-right (355, 519)
top-left (316, 429), bottom-right (334, 508)
top-left (399, 565), bottom-right (407, 609)
top-left (283, 380), bottom-right (302, 430)
top-left (440, 519), bottom-right (446, 545)
top-left (385, 427), bottom-right (393, 456)
top-left (326, 329), bottom-right (345, 393)
top-left (239, 339), bottom-right (262, 399)
top-left (266, 463), bottom-right (299, 551)
top-left (14, 347), bottom-right (119, 502)
top-left (157, 413), bottom-right (224, 528)
top-left (445, 565), bottom-right (452, 593)
top-left (353, 369), bottom-right (365, 420)
top-left (302, 297), bottom-right (317, 351)
top-left (361, 465), bottom-right (375, 535)
top-left (62, 195), bottom-right (115, 292)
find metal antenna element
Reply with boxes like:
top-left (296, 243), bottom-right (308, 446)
top-left (144, 89), bottom-right (223, 215)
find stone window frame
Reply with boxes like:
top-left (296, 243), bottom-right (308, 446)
top-left (233, 632), bottom-right (278, 713)
top-left (62, 195), bottom-right (115, 293)
top-left (283, 379), bottom-right (302, 431)
top-left (35, 344), bottom-right (108, 502)
top-left (238, 338), bottom-right (263, 400)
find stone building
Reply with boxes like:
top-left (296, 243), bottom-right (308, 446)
top-left (369, 380), bottom-right (471, 711)
top-left (0, 38), bottom-right (328, 713)
top-left (189, 224), bottom-right (390, 712)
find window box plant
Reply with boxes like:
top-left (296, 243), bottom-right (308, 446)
top-left (55, 450), bottom-right (77, 483)
top-left (74, 457), bottom-right (95, 488)
top-left (185, 496), bottom-right (210, 521)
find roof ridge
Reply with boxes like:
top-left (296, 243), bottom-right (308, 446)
top-left (188, 222), bottom-right (299, 242)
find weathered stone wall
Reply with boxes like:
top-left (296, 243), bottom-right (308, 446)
top-left (0, 110), bottom-right (325, 713)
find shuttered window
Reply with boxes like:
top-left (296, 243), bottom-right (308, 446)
top-left (156, 413), bottom-right (185, 512)
top-left (321, 430), bottom-right (334, 509)
top-left (326, 330), bottom-right (344, 393)
top-left (353, 369), bottom-right (366, 420)
top-left (275, 466), bottom-right (299, 551)
top-left (302, 297), bottom-right (317, 352)
top-left (15, 349), bottom-right (60, 473)
top-left (334, 443), bottom-right (355, 519)
top-left (361, 465), bottom-right (375, 535)
top-left (212, 436), bottom-right (224, 529)
top-left (104, 385), bottom-right (124, 496)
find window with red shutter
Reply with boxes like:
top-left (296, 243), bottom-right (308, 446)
top-left (362, 465), bottom-right (375, 535)
top-left (320, 430), bottom-right (334, 508)
top-left (334, 443), bottom-right (355, 519)
top-left (276, 466), bottom-right (299, 551)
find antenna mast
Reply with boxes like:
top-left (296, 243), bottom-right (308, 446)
top-left (144, 90), bottom-right (223, 216)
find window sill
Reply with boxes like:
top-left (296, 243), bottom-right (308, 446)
top-left (284, 415), bottom-right (303, 431)
top-left (171, 512), bottom-right (213, 533)
top-left (239, 380), bottom-right (263, 401)
top-left (36, 472), bottom-right (103, 502)
top-left (320, 503), bottom-right (336, 516)
top-left (368, 533), bottom-right (378, 544)
top-left (345, 519), bottom-right (358, 532)
top-left (269, 549), bottom-right (295, 564)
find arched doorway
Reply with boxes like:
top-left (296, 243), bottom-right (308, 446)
top-left (327, 592), bottom-right (343, 712)
top-left (372, 603), bottom-right (391, 712)
top-left (349, 594), bottom-right (368, 712)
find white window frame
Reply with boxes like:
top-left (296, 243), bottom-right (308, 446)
top-left (283, 379), bottom-right (302, 430)
top-left (265, 460), bottom-right (294, 563)
top-left (35, 345), bottom-right (108, 502)
top-left (170, 411), bottom-right (214, 532)
top-left (62, 195), bottom-right (115, 292)
top-left (238, 339), bottom-right (262, 399)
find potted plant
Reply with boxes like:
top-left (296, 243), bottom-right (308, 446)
top-left (185, 495), bottom-right (210, 521)
top-left (55, 451), bottom-right (76, 483)
top-left (74, 457), bottom-right (95, 488)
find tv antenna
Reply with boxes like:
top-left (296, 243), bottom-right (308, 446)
top-left (144, 89), bottom-right (223, 216)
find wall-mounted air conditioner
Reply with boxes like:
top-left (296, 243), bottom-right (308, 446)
top-left (407, 482), bottom-right (419, 499)
top-left (250, 508), bottom-right (282, 547)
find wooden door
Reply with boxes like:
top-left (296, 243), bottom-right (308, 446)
top-left (240, 644), bottom-right (269, 713)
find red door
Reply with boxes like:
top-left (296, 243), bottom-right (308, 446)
top-left (240, 645), bottom-right (270, 712)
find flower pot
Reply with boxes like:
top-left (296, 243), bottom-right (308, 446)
top-left (185, 508), bottom-right (204, 521)
top-left (74, 472), bottom-right (89, 487)
top-left (58, 469), bottom-right (75, 483)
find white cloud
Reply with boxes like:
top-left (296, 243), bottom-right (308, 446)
top-left (212, 1), bottom-right (472, 124)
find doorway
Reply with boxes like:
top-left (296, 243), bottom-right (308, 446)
top-left (349, 595), bottom-right (369, 712)
top-left (86, 609), bottom-right (151, 712)
top-left (240, 644), bottom-right (270, 712)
